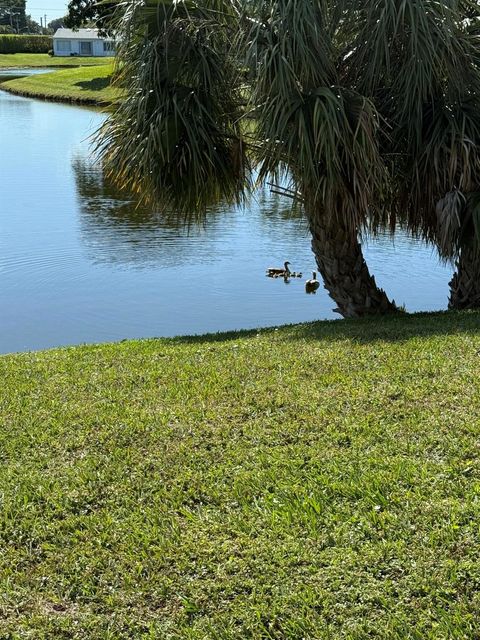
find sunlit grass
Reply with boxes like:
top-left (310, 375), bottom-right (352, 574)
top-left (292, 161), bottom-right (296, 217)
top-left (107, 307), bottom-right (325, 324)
top-left (1, 64), bottom-right (119, 105)
top-left (0, 53), bottom-right (112, 68)
top-left (1, 311), bottom-right (480, 637)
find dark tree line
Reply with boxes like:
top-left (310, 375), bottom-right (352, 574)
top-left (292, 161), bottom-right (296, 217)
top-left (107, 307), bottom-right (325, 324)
top-left (64, 0), bottom-right (115, 35)
top-left (0, 0), bottom-right (26, 32)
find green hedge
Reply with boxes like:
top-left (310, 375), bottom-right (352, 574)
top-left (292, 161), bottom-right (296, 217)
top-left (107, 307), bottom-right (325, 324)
top-left (0, 35), bottom-right (52, 54)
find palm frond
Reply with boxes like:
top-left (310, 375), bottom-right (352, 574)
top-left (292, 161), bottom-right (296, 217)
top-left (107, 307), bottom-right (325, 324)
top-left (244, 0), bottom-right (388, 232)
top-left (395, 91), bottom-right (480, 246)
top-left (435, 191), bottom-right (464, 259)
top-left (96, 0), bottom-right (250, 219)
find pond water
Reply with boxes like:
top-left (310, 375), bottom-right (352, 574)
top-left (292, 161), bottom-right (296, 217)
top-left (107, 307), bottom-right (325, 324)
top-left (0, 86), bottom-right (453, 354)
top-left (0, 67), bottom-right (53, 82)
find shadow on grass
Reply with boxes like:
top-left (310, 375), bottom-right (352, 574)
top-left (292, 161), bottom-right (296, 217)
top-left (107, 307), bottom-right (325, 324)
top-left (169, 310), bottom-right (480, 346)
top-left (74, 77), bottom-right (110, 92)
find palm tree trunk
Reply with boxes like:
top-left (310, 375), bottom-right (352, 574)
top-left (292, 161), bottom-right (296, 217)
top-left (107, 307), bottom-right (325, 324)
top-left (308, 216), bottom-right (398, 318)
top-left (448, 245), bottom-right (480, 310)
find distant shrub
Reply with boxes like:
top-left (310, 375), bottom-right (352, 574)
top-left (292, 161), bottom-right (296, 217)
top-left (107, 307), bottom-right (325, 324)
top-left (0, 35), bottom-right (52, 54)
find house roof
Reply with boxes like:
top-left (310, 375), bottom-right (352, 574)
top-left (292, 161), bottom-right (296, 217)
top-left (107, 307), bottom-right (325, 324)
top-left (53, 28), bottom-right (106, 40)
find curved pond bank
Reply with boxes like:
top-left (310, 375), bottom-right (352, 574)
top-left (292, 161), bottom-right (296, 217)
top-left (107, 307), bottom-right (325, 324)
top-left (0, 65), bottom-right (114, 105)
top-left (0, 67), bottom-right (53, 80)
top-left (0, 87), bottom-right (453, 354)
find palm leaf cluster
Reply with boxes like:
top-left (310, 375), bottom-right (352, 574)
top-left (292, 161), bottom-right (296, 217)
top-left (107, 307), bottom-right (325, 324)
top-left (244, 0), bottom-right (388, 233)
top-left (348, 0), bottom-right (480, 255)
top-left (97, 0), bottom-right (249, 217)
top-left (99, 0), bottom-right (480, 259)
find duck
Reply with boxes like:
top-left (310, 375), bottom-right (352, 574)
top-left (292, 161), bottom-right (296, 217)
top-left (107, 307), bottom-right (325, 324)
top-left (305, 271), bottom-right (320, 293)
top-left (266, 261), bottom-right (291, 277)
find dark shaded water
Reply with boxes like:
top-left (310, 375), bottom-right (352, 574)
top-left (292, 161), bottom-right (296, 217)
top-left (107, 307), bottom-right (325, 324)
top-left (0, 86), bottom-right (453, 354)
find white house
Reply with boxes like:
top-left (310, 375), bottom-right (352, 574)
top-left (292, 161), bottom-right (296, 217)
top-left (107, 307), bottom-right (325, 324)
top-left (52, 28), bottom-right (116, 57)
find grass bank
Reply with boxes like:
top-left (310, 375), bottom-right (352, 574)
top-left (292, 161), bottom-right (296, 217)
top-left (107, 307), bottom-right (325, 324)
top-left (0, 63), bottom-right (118, 105)
top-left (1, 311), bottom-right (480, 638)
top-left (0, 53), bottom-right (112, 68)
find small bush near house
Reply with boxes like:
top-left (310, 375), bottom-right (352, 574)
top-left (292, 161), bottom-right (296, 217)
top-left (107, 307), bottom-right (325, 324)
top-left (0, 35), bottom-right (52, 54)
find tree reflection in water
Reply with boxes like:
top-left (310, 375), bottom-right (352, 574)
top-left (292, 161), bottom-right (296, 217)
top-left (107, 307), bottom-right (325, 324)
top-left (72, 157), bottom-right (309, 270)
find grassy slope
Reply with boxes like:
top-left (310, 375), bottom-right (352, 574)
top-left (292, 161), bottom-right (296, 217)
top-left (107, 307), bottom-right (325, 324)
top-left (1, 311), bottom-right (480, 638)
top-left (0, 53), bottom-right (112, 68)
top-left (1, 64), bottom-right (118, 105)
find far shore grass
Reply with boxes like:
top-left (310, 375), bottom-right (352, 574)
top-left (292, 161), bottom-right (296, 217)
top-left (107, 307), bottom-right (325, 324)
top-left (2, 310), bottom-right (480, 637)
top-left (0, 53), bottom-right (112, 68)
top-left (0, 63), bottom-right (119, 105)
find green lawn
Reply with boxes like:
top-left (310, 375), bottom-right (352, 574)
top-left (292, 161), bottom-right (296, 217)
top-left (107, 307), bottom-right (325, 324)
top-left (0, 53), bottom-right (112, 68)
top-left (1, 311), bottom-right (480, 638)
top-left (0, 63), bottom-right (118, 105)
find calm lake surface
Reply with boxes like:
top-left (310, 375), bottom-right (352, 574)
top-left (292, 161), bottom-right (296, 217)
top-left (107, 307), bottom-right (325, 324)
top-left (0, 84), bottom-right (453, 354)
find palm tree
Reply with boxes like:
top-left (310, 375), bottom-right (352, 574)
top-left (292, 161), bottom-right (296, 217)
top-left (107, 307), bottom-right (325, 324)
top-left (243, 0), bottom-right (397, 317)
top-left (346, 0), bottom-right (480, 309)
top-left (97, 0), bottom-right (480, 316)
top-left (97, 0), bottom-right (398, 318)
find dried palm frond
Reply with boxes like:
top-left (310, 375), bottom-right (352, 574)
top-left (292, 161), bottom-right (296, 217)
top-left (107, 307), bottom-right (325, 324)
top-left (436, 191), bottom-right (464, 259)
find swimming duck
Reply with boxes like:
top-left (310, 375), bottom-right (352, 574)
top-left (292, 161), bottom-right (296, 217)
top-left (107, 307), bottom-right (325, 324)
top-left (305, 271), bottom-right (320, 293)
top-left (266, 261), bottom-right (291, 277)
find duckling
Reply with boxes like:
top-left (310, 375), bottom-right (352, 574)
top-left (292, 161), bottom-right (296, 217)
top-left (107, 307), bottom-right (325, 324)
top-left (266, 261), bottom-right (291, 277)
top-left (305, 271), bottom-right (320, 293)
top-left (296, 272), bottom-right (302, 278)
